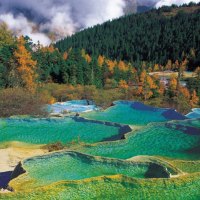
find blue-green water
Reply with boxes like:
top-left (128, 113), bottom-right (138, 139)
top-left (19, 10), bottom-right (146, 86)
top-left (79, 120), bottom-right (200, 160)
top-left (4, 101), bottom-right (200, 200)
top-left (48, 100), bottom-right (98, 114)
top-left (21, 152), bottom-right (149, 188)
top-left (82, 101), bottom-right (182, 125)
top-left (0, 118), bottom-right (121, 144)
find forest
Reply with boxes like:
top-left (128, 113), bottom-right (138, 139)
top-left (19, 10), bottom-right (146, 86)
top-left (56, 2), bottom-right (200, 70)
top-left (0, 3), bottom-right (200, 117)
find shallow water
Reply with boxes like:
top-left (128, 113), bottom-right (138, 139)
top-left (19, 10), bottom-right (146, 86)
top-left (82, 101), bottom-right (186, 125)
top-left (186, 108), bottom-right (200, 119)
top-left (48, 100), bottom-right (98, 114)
top-left (22, 152), bottom-right (149, 188)
top-left (0, 117), bottom-right (123, 144)
top-left (5, 101), bottom-right (200, 199)
top-left (80, 120), bottom-right (200, 160)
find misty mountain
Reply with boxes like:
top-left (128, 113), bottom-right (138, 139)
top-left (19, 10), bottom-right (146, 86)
top-left (0, 0), bottom-right (199, 45)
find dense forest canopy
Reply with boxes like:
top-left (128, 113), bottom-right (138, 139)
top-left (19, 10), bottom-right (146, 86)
top-left (55, 3), bottom-right (200, 70)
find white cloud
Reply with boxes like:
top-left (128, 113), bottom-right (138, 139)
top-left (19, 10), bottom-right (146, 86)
top-left (156, 0), bottom-right (200, 8)
top-left (0, 0), bottom-right (137, 45)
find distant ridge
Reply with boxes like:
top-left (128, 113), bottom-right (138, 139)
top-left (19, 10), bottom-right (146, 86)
top-left (55, 3), bottom-right (200, 69)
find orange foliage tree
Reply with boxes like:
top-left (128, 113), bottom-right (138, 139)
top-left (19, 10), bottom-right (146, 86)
top-left (168, 76), bottom-right (178, 91)
top-left (85, 54), bottom-right (92, 63)
top-left (140, 70), bottom-right (147, 84)
top-left (97, 55), bottom-right (104, 67)
top-left (14, 36), bottom-right (38, 93)
top-left (142, 75), bottom-right (157, 100)
top-left (119, 80), bottom-right (129, 90)
top-left (180, 87), bottom-right (190, 100)
top-left (63, 52), bottom-right (68, 60)
top-left (106, 59), bottom-right (117, 73)
top-left (118, 60), bottom-right (128, 72)
top-left (190, 90), bottom-right (199, 107)
top-left (153, 64), bottom-right (159, 72)
top-left (158, 82), bottom-right (165, 96)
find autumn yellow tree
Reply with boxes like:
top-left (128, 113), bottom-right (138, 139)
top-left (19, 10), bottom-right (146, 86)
top-left (63, 52), bottom-right (68, 60)
top-left (180, 87), bottom-right (190, 100)
top-left (169, 76), bottom-right (178, 91)
top-left (142, 75), bottom-right (157, 100)
top-left (41, 45), bottom-right (55, 53)
top-left (153, 64), bottom-right (159, 72)
top-left (140, 70), bottom-right (147, 84)
top-left (97, 55), bottom-right (104, 67)
top-left (119, 80), bottom-right (129, 90)
top-left (85, 54), bottom-right (92, 63)
top-left (146, 76), bottom-right (157, 89)
top-left (118, 60), bottom-right (128, 72)
top-left (81, 49), bottom-right (92, 63)
top-left (190, 90), bottom-right (199, 107)
top-left (106, 59), bottom-right (116, 74)
top-left (158, 82), bottom-right (165, 96)
top-left (14, 36), bottom-right (38, 93)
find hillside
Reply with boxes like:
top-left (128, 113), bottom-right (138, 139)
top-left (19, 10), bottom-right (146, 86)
top-left (0, 3), bottom-right (199, 118)
top-left (55, 3), bottom-right (200, 70)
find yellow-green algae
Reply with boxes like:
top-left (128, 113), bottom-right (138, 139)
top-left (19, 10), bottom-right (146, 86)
top-left (167, 159), bottom-right (200, 173)
top-left (3, 173), bottom-right (200, 200)
top-left (8, 151), bottom-right (180, 191)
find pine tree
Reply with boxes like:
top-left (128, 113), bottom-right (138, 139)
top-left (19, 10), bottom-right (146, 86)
top-left (0, 23), bottom-right (15, 48)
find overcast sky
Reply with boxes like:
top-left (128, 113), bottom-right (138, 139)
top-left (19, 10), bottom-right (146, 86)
top-left (0, 0), bottom-right (199, 45)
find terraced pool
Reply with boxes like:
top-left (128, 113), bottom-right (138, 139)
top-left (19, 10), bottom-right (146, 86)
top-left (1, 101), bottom-right (200, 200)
top-left (0, 117), bottom-right (130, 144)
top-left (79, 119), bottom-right (200, 160)
top-left (12, 151), bottom-right (152, 189)
top-left (82, 101), bottom-right (186, 125)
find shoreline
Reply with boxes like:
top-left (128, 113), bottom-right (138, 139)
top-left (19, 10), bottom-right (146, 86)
top-left (0, 143), bottom-right (47, 173)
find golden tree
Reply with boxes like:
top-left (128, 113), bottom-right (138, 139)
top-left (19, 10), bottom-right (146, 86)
top-left (190, 90), bottom-right (199, 107)
top-left (85, 54), bottom-right (92, 63)
top-left (14, 36), bottom-right (38, 93)
top-left (119, 80), bottom-right (129, 90)
top-left (140, 70), bottom-right (147, 84)
top-left (63, 52), bottom-right (68, 60)
top-left (180, 87), bottom-right (190, 100)
top-left (142, 75), bottom-right (157, 100)
top-left (106, 59), bottom-right (116, 73)
top-left (158, 82), bottom-right (165, 95)
top-left (153, 64), bottom-right (159, 72)
top-left (97, 55), bottom-right (104, 67)
top-left (169, 76), bottom-right (178, 91)
top-left (118, 60), bottom-right (128, 72)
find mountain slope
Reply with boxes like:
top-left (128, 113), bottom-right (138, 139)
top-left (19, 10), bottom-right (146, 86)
top-left (55, 4), bottom-right (200, 68)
